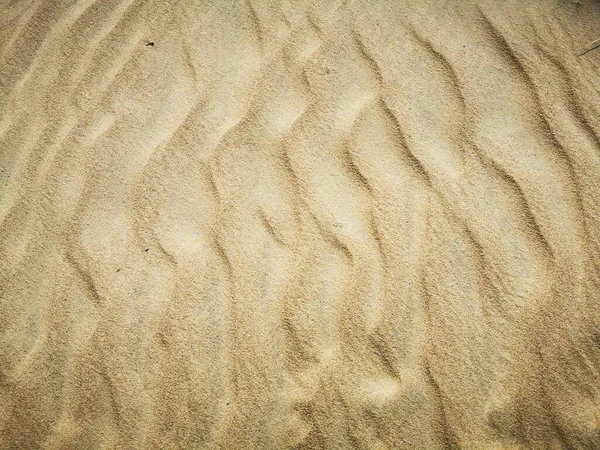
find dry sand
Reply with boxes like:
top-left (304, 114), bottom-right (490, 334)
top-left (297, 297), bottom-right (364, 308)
top-left (1, 0), bottom-right (600, 448)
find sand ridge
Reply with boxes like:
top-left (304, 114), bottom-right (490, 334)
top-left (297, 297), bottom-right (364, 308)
top-left (1, 0), bottom-right (600, 448)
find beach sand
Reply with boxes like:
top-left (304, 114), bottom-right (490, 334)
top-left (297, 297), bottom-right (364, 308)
top-left (1, 0), bottom-right (600, 448)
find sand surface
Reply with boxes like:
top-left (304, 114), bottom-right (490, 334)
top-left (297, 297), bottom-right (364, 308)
top-left (2, 0), bottom-right (600, 448)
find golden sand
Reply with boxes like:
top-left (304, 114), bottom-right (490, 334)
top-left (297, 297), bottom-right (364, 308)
top-left (1, 0), bottom-right (600, 448)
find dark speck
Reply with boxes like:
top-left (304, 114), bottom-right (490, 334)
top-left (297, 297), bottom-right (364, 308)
top-left (146, 41), bottom-right (155, 47)
top-left (145, 248), bottom-right (149, 252)
top-left (117, 268), bottom-right (121, 272)
top-left (158, 333), bottom-right (168, 346)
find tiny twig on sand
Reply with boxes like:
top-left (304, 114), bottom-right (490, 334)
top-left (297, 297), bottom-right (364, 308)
top-left (579, 37), bottom-right (600, 56)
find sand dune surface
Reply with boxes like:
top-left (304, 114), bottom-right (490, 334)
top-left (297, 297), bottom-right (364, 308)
top-left (2, 0), bottom-right (600, 448)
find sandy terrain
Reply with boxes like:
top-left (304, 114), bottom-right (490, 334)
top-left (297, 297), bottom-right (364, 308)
top-left (1, 0), bottom-right (600, 448)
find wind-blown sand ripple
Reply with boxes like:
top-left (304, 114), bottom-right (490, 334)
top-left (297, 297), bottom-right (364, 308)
top-left (1, 0), bottom-right (600, 448)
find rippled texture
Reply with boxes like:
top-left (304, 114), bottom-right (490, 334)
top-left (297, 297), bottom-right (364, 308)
top-left (1, 0), bottom-right (600, 448)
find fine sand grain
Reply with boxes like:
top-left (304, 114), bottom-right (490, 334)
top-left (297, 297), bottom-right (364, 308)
top-left (2, 0), bottom-right (600, 448)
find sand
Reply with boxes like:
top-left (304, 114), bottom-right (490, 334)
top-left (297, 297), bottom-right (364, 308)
top-left (1, 0), bottom-right (600, 448)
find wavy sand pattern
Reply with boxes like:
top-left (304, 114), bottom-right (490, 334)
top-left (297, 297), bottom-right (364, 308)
top-left (1, 0), bottom-right (600, 448)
